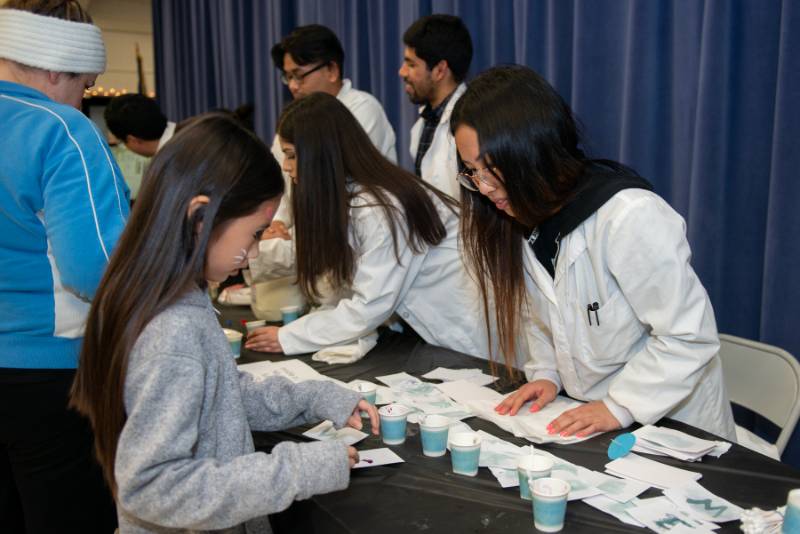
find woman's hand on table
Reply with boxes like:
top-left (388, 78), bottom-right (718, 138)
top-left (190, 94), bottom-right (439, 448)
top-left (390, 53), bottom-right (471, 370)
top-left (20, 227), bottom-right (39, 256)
top-left (347, 446), bottom-right (360, 468)
top-left (346, 399), bottom-right (380, 435)
top-left (495, 379), bottom-right (558, 416)
top-left (244, 326), bottom-right (283, 353)
top-left (546, 400), bottom-right (622, 438)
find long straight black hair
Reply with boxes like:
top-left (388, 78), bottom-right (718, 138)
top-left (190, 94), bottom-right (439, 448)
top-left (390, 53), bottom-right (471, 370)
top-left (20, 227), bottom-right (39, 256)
top-left (70, 113), bottom-right (284, 495)
top-left (277, 91), bottom-right (457, 300)
top-left (450, 65), bottom-right (588, 371)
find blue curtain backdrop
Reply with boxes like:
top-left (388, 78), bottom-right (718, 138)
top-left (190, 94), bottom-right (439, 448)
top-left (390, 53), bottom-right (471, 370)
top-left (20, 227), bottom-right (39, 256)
top-left (152, 0), bottom-right (800, 465)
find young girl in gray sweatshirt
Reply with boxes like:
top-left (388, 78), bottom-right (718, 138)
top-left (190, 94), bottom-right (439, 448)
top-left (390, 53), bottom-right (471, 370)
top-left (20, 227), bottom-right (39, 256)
top-left (71, 113), bottom-right (379, 533)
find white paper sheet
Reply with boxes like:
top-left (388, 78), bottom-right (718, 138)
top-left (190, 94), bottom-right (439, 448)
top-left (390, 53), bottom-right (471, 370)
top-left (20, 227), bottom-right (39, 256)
top-left (625, 497), bottom-right (719, 533)
top-left (422, 367), bottom-right (498, 386)
top-left (549, 462), bottom-right (604, 500)
top-left (302, 420), bottom-right (368, 446)
top-left (475, 430), bottom-right (524, 469)
top-left (605, 453), bottom-right (702, 490)
top-left (375, 372), bottom-right (473, 421)
top-left (375, 385), bottom-right (394, 405)
top-left (591, 470), bottom-right (651, 503)
top-left (434, 379), bottom-right (505, 404)
top-left (582, 495), bottom-right (646, 527)
top-left (239, 359), bottom-right (344, 385)
top-left (352, 448), bottom-right (404, 469)
top-left (663, 481), bottom-right (743, 523)
top-left (488, 466), bottom-right (519, 488)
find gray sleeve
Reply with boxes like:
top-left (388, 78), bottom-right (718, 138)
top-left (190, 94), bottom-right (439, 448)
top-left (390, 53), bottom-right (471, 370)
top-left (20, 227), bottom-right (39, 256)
top-left (239, 373), bottom-right (362, 432)
top-left (116, 354), bottom-right (351, 530)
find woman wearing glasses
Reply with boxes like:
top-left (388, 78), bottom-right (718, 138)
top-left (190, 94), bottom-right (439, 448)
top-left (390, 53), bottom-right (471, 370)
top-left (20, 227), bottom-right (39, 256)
top-left (245, 92), bottom-right (492, 360)
top-left (451, 65), bottom-right (735, 441)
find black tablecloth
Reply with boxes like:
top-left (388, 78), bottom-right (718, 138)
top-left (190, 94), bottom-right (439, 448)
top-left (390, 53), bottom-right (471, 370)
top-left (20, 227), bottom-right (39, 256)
top-left (219, 304), bottom-right (800, 533)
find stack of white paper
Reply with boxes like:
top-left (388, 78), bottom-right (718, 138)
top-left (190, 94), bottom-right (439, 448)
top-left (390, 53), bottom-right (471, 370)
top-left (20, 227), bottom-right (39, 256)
top-left (632, 425), bottom-right (731, 461)
top-left (587, 478), bottom-right (745, 532)
top-left (461, 396), bottom-right (598, 445)
top-left (605, 453), bottom-right (702, 490)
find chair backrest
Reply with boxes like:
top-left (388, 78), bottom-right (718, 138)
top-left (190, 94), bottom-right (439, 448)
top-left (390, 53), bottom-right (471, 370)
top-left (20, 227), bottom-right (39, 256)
top-left (719, 334), bottom-right (800, 454)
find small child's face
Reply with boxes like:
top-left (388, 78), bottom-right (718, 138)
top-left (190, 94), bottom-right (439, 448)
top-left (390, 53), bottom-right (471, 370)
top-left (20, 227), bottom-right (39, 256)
top-left (205, 199), bottom-right (279, 282)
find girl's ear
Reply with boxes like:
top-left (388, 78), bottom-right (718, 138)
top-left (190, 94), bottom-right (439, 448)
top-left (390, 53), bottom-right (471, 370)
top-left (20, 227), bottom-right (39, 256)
top-left (187, 195), bottom-right (210, 234)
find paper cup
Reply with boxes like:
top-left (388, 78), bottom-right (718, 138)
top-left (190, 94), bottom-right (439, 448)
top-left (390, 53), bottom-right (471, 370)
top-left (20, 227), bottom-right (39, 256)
top-left (784, 489), bottom-right (800, 533)
top-left (419, 415), bottom-right (450, 457)
top-left (531, 477), bottom-right (570, 532)
top-left (245, 319), bottom-right (267, 334)
top-left (281, 305), bottom-right (302, 324)
top-left (222, 328), bottom-right (243, 359)
top-left (378, 404), bottom-right (409, 445)
top-left (517, 454), bottom-right (554, 500)
top-left (449, 432), bottom-right (481, 476)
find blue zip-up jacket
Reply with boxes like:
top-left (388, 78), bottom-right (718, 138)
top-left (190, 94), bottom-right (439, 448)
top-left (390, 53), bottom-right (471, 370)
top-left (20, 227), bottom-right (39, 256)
top-left (0, 80), bottom-right (129, 369)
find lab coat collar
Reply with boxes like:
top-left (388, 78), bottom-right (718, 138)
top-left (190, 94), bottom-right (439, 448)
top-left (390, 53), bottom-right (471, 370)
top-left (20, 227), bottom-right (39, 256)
top-left (415, 82), bottom-right (467, 127)
top-left (337, 78), bottom-right (353, 99)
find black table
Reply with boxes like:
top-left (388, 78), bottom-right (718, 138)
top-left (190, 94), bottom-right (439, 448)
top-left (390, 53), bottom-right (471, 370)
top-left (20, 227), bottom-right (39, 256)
top-left (219, 304), bottom-right (800, 533)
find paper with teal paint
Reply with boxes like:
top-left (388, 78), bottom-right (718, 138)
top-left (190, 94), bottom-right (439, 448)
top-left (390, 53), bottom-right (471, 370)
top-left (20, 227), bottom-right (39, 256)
top-left (664, 481), bottom-right (743, 523)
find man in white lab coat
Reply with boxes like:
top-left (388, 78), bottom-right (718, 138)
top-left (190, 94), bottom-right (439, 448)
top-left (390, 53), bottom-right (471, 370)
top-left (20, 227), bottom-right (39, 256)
top-left (267, 24), bottom-right (397, 234)
top-left (252, 24), bottom-right (398, 281)
top-left (399, 14), bottom-right (472, 199)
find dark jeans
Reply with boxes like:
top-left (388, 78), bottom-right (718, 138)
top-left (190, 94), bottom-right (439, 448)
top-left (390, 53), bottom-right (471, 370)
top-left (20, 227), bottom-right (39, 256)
top-left (0, 369), bottom-right (117, 534)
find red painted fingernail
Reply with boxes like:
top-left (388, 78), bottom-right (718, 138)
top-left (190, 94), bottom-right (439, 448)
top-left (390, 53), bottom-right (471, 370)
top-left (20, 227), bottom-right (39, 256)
top-left (531, 404), bottom-right (541, 412)
top-left (560, 431), bottom-right (568, 437)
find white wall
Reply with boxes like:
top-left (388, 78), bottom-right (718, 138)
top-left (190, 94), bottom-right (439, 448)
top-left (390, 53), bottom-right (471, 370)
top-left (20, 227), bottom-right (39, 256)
top-left (85, 0), bottom-right (155, 97)
top-left (0, 0), bottom-right (155, 96)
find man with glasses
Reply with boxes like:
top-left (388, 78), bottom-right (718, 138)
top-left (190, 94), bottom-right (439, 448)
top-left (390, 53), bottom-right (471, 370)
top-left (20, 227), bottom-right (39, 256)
top-left (252, 25), bottom-right (397, 281)
top-left (399, 15), bottom-right (473, 199)
top-left (266, 24), bottom-right (397, 237)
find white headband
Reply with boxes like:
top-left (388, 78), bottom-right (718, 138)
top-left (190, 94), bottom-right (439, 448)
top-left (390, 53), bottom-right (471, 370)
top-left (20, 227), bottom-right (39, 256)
top-left (0, 9), bottom-right (106, 74)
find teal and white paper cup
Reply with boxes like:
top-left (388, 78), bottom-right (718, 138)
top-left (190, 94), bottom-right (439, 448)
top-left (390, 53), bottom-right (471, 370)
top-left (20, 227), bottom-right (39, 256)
top-left (449, 432), bottom-right (481, 476)
top-left (783, 488), bottom-right (800, 533)
top-left (419, 414), bottom-right (450, 457)
top-left (517, 454), bottom-right (553, 500)
top-left (222, 328), bottom-right (243, 359)
top-left (378, 404), bottom-right (409, 445)
top-left (531, 477), bottom-right (570, 532)
top-left (280, 305), bottom-right (302, 324)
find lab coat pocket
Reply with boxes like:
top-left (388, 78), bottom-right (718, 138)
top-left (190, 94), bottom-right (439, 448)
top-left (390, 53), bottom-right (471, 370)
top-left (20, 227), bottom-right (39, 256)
top-left (578, 290), bottom-right (644, 364)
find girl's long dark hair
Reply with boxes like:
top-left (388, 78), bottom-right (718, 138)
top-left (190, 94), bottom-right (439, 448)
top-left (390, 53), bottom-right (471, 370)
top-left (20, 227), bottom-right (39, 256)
top-left (277, 92), bottom-right (456, 300)
top-left (450, 65), bottom-right (587, 373)
top-left (70, 113), bottom-right (283, 495)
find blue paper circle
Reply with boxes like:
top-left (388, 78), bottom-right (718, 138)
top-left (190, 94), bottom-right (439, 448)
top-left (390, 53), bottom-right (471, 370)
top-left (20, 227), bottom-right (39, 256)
top-left (607, 432), bottom-right (636, 460)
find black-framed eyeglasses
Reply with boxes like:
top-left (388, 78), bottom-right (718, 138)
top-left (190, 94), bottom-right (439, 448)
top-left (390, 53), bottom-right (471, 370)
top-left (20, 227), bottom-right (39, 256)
top-left (280, 63), bottom-right (327, 85)
top-left (457, 164), bottom-right (500, 191)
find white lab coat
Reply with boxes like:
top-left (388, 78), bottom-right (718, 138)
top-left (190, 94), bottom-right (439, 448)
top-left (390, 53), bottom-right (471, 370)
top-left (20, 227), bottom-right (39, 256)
top-left (271, 79), bottom-right (397, 226)
top-left (277, 187), bottom-right (491, 360)
top-left (521, 188), bottom-right (736, 441)
top-left (409, 83), bottom-right (466, 200)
